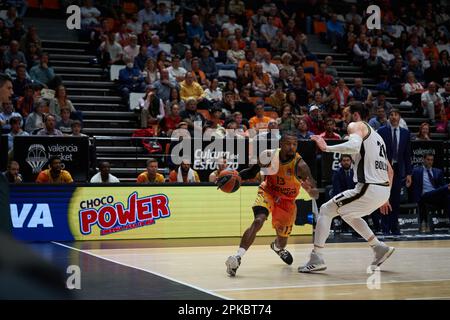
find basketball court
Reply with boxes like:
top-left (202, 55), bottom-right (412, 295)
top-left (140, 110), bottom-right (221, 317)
top-left (28, 236), bottom-right (450, 300)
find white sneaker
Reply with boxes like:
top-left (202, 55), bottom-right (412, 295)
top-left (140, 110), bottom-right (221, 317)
top-left (371, 243), bottom-right (395, 267)
top-left (298, 251), bottom-right (327, 273)
top-left (225, 255), bottom-right (241, 277)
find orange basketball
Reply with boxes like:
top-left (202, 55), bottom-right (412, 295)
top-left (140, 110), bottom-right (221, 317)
top-left (217, 170), bottom-right (242, 193)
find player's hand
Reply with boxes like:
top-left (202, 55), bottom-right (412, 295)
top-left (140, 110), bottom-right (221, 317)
top-left (405, 175), bottom-right (412, 188)
top-left (311, 135), bottom-right (327, 152)
top-left (380, 201), bottom-right (392, 215)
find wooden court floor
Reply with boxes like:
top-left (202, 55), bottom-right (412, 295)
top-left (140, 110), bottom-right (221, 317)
top-left (59, 238), bottom-right (450, 300)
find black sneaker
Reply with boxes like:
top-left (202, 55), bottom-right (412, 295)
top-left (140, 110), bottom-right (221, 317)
top-left (270, 242), bottom-right (293, 265)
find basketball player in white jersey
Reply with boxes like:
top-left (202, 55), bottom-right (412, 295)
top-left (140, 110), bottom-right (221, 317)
top-left (299, 102), bottom-right (395, 272)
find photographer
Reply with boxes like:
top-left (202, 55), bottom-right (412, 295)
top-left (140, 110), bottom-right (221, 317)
top-left (277, 104), bottom-right (298, 135)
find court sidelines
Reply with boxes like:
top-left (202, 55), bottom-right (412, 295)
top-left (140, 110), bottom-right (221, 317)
top-left (53, 240), bottom-right (450, 300)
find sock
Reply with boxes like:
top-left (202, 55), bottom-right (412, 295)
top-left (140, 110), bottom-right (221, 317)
top-left (313, 246), bottom-right (323, 255)
top-left (272, 241), bottom-right (281, 251)
top-left (368, 237), bottom-right (382, 247)
top-left (236, 247), bottom-right (246, 257)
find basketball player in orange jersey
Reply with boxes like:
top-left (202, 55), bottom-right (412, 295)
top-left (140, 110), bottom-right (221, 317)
top-left (218, 132), bottom-right (319, 276)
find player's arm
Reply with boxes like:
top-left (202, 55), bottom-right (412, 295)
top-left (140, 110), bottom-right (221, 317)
top-left (297, 159), bottom-right (319, 200)
top-left (380, 161), bottom-right (394, 215)
top-left (237, 149), bottom-right (273, 180)
top-left (311, 122), bottom-right (363, 154)
top-left (387, 160), bottom-right (393, 187)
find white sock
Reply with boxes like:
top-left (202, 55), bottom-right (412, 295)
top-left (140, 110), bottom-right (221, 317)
top-left (236, 248), bottom-right (246, 257)
top-left (368, 237), bottom-right (382, 247)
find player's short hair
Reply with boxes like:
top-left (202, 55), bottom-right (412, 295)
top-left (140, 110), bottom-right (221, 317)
top-left (280, 131), bottom-right (298, 142)
top-left (146, 158), bottom-right (158, 166)
top-left (48, 155), bottom-right (60, 165)
top-left (0, 73), bottom-right (13, 88)
top-left (349, 101), bottom-right (369, 120)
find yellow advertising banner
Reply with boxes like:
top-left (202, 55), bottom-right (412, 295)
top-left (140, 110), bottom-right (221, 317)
top-left (68, 186), bottom-right (313, 240)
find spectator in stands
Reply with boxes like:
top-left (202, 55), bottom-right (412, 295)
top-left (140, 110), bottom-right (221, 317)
top-left (296, 118), bottom-right (314, 140)
top-left (29, 52), bottom-right (58, 89)
top-left (179, 98), bottom-right (206, 126)
top-left (371, 91), bottom-right (392, 115)
top-left (208, 157), bottom-right (228, 183)
top-left (2, 160), bottom-right (22, 183)
top-left (179, 72), bottom-right (206, 103)
top-left (277, 104), bottom-right (297, 134)
top-left (407, 58), bottom-right (425, 83)
top-left (190, 57), bottom-right (207, 86)
top-left (268, 83), bottom-right (286, 113)
top-left (139, 86), bottom-right (165, 128)
top-left (49, 85), bottom-right (77, 120)
top-left (36, 114), bottom-right (63, 136)
top-left (166, 11), bottom-right (187, 44)
top-left (404, 71), bottom-right (424, 109)
top-left (154, 2), bottom-right (173, 26)
top-left (368, 107), bottom-right (388, 131)
top-left (303, 105), bottom-right (324, 135)
top-left (314, 63), bottom-right (333, 89)
top-left (326, 13), bottom-right (344, 51)
top-left (118, 58), bottom-right (146, 100)
top-left (406, 35), bottom-right (425, 63)
top-left (56, 108), bottom-right (73, 135)
top-left (36, 156), bottom-right (73, 184)
top-left (334, 78), bottom-right (350, 108)
top-left (249, 102), bottom-right (271, 131)
top-left (324, 56), bottom-right (338, 78)
top-left (0, 101), bottom-right (22, 132)
top-left (142, 58), bottom-right (160, 85)
top-left (4, 6), bottom-right (17, 28)
top-left (309, 90), bottom-right (326, 111)
top-left (70, 120), bottom-right (87, 137)
top-left (411, 153), bottom-right (450, 233)
top-left (377, 109), bottom-right (412, 235)
top-left (204, 14), bottom-right (220, 44)
top-left (435, 107), bottom-right (449, 134)
top-left (137, 158), bottom-right (165, 184)
top-left (319, 118), bottom-right (340, 140)
top-left (353, 33), bottom-right (370, 66)
top-left (160, 103), bottom-right (181, 137)
top-left (90, 161), bottom-right (120, 183)
top-left (187, 15), bottom-right (205, 44)
top-left (80, 0), bottom-right (101, 29)
top-left (12, 64), bottom-right (31, 99)
top-left (3, 40), bottom-right (26, 67)
top-left (424, 58), bottom-right (444, 86)
top-left (152, 68), bottom-right (178, 102)
top-left (169, 159), bottom-right (200, 183)
top-left (123, 34), bottom-right (140, 62)
top-left (24, 99), bottom-right (45, 134)
top-left (181, 49), bottom-right (193, 72)
top-left (439, 50), bottom-right (450, 76)
top-left (24, 43), bottom-right (40, 70)
top-left (7, 116), bottom-right (28, 152)
top-left (421, 82), bottom-right (443, 123)
top-left (252, 63), bottom-right (273, 97)
top-left (4, 58), bottom-right (21, 80)
top-left (330, 154), bottom-right (356, 232)
top-left (414, 122), bottom-right (432, 141)
top-left (167, 55), bottom-right (187, 82)
top-left (260, 16), bottom-right (278, 46)
top-left (138, 0), bottom-right (157, 29)
top-left (226, 40), bottom-right (245, 65)
top-left (215, 6), bottom-right (229, 26)
top-left (100, 32), bottom-right (124, 65)
top-left (15, 84), bottom-right (34, 119)
top-left (350, 78), bottom-right (372, 106)
top-left (365, 47), bottom-right (385, 81)
top-left (261, 51), bottom-right (279, 79)
top-left (222, 14), bottom-right (244, 38)
top-left (134, 45), bottom-right (148, 71)
top-left (204, 79), bottom-right (222, 105)
top-left (199, 47), bottom-right (218, 80)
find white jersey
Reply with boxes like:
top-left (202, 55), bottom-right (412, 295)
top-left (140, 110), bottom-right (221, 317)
top-left (352, 122), bottom-right (389, 184)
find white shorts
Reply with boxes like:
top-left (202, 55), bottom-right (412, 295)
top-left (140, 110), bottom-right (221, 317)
top-left (332, 183), bottom-right (390, 218)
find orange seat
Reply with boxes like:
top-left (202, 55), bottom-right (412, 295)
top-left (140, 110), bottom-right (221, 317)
top-left (303, 60), bottom-right (319, 76)
top-left (123, 2), bottom-right (138, 14)
top-left (197, 109), bottom-right (211, 121)
top-left (28, 0), bottom-right (40, 8)
top-left (43, 0), bottom-right (60, 9)
top-left (264, 111), bottom-right (278, 119)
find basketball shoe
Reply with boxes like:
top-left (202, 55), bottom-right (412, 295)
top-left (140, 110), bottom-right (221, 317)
top-left (371, 243), bottom-right (395, 268)
top-left (270, 242), bottom-right (293, 265)
top-left (298, 251), bottom-right (327, 273)
top-left (225, 255), bottom-right (241, 277)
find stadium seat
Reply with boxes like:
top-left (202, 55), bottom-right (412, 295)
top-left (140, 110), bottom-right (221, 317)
top-left (218, 69), bottom-right (237, 80)
top-left (160, 43), bottom-right (172, 55)
top-left (27, 0), bottom-right (40, 8)
top-left (0, 10), bottom-right (7, 20)
top-left (129, 92), bottom-right (146, 110)
top-left (313, 21), bottom-right (327, 34)
top-left (110, 65), bottom-right (126, 81)
top-left (43, 0), bottom-right (60, 9)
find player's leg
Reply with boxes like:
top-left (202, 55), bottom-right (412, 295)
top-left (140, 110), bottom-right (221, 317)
top-left (298, 198), bottom-right (338, 272)
top-left (339, 185), bottom-right (395, 268)
top-left (270, 203), bottom-right (295, 265)
top-left (225, 189), bottom-right (272, 276)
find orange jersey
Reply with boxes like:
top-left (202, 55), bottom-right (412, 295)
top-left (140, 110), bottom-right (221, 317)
top-left (260, 149), bottom-right (302, 201)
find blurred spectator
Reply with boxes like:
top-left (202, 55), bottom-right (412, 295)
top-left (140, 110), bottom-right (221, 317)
top-left (236, 63), bottom-right (253, 89)
top-left (324, 56), bottom-right (338, 78)
top-left (181, 49), bottom-right (193, 72)
top-left (326, 13), bottom-right (344, 51)
top-left (0, 101), bottom-right (22, 132)
top-left (138, 0), bottom-right (157, 29)
top-left (277, 104), bottom-right (297, 134)
top-left (118, 58), bottom-right (146, 100)
top-left (424, 58), bottom-right (444, 86)
top-left (350, 78), bottom-right (372, 105)
top-left (70, 120), bottom-right (87, 137)
top-left (204, 79), bottom-right (222, 105)
top-left (260, 16), bottom-right (278, 45)
top-left (406, 36), bottom-right (425, 63)
top-left (56, 108), bottom-right (73, 135)
top-left (411, 153), bottom-right (450, 233)
top-left (12, 64), bottom-right (31, 99)
top-left (296, 118), bottom-right (314, 140)
top-left (368, 107), bottom-right (388, 131)
top-left (24, 99), bottom-right (45, 134)
top-left (90, 162), bottom-right (120, 183)
top-left (371, 91), bottom-right (392, 115)
top-left (421, 82), bottom-right (443, 123)
top-left (190, 57), bottom-right (207, 86)
top-left (142, 58), bottom-right (160, 85)
top-left (100, 33), bottom-right (123, 65)
top-left (36, 156), bottom-right (73, 184)
top-left (35, 114), bottom-right (63, 136)
top-left (81, 0), bottom-right (101, 29)
top-left (139, 86), bottom-right (165, 128)
top-left (199, 47), bottom-right (218, 80)
top-left (4, 6), bottom-right (17, 28)
top-left (353, 33), bottom-right (370, 66)
top-left (152, 69), bottom-right (178, 102)
top-left (215, 6), bottom-right (229, 26)
top-left (414, 122), bottom-right (432, 141)
top-left (160, 103), bottom-right (181, 137)
top-left (147, 35), bottom-right (164, 60)
top-left (303, 105), bottom-right (324, 135)
top-left (137, 158), bottom-right (165, 184)
top-left (2, 160), bottom-right (22, 183)
top-left (49, 85), bottom-right (77, 120)
top-left (167, 12), bottom-right (187, 44)
top-left (365, 47), bottom-right (384, 80)
top-left (268, 82), bottom-right (286, 113)
top-left (7, 116), bottom-right (28, 151)
top-left (29, 52), bottom-right (58, 88)
top-left (180, 72), bottom-right (206, 102)
top-left (314, 63), bottom-right (333, 89)
top-left (319, 118), bottom-right (340, 140)
top-left (261, 51), bottom-right (279, 79)
top-left (334, 78), bottom-right (350, 108)
top-left (204, 15), bottom-right (220, 44)
top-left (249, 102), bottom-right (271, 131)
top-left (169, 159), bottom-right (200, 182)
top-left (154, 2), bottom-right (173, 25)
top-left (404, 71), bottom-right (424, 108)
top-left (167, 55), bottom-right (187, 82)
top-left (134, 45), bottom-right (148, 71)
top-left (187, 15), bottom-right (205, 44)
top-left (3, 40), bottom-right (26, 67)
top-left (435, 107), bottom-right (449, 134)
top-left (252, 63), bottom-right (273, 97)
top-left (123, 34), bottom-right (140, 62)
top-left (179, 98), bottom-right (206, 126)
top-left (227, 40), bottom-right (245, 64)
top-left (407, 58), bottom-right (424, 83)
top-left (15, 85), bottom-right (34, 118)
